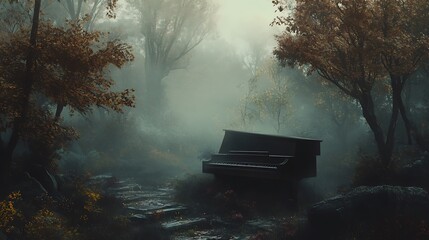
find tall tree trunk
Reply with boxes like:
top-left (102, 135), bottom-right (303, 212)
top-left (398, 94), bottom-right (429, 151)
top-left (54, 103), bottom-right (65, 122)
top-left (143, 64), bottom-right (167, 121)
top-left (1, 0), bottom-right (42, 183)
top-left (359, 93), bottom-right (392, 167)
top-left (396, 76), bottom-right (428, 150)
top-left (399, 77), bottom-right (413, 145)
top-left (384, 75), bottom-right (401, 165)
top-left (398, 95), bottom-right (413, 145)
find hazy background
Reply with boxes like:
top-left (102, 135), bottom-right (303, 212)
top-left (51, 0), bottom-right (375, 197)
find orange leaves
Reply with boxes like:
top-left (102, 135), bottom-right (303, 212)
top-left (0, 17), bottom-right (135, 149)
top-left (19, 106), bottom-right (79, 146)
top-left (106, 0), bottom-right (118, 18)
top-left (371, 0), bottom-right (429, 76)
top-left (274, 0), bottom-right (406, 99)
top-left (28, 20), bottom-right (136, 115)
top-left (275, 0), bottom-right (429, 87)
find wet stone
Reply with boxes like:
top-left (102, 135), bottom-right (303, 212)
top-left (127, 205), bottom-right (188, 220)
top-left (100, 176), bottom-right (293, 240)
top-left (129, 214), bottom-right (151, 223)
top-left (162, 217), bottom-right (207, 232)
top-left (172, 229), bottom-right (232, 240)
top-left (146, 206), bottom-right (188, 218)
top-left (246, 218), bottom-right (277, 232)
top-left (119, 193), bottom-right (149, 203)
top-left (87, 174), bottom-right (116, 185)
top-left (108, 184), bottom-right (142, 193)
top-left (126, 198), bottom-right (175, 211)
top-left (89, 174), bottom-right (115, 181)
top-left (127, 203), bottom-right (177, 214)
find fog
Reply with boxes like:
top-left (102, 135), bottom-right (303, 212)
top-left (3, 0), bottom-right (410, 197)
top-left (4, 1), bottom-right (429, 239)
top-left (28, 0), bottom-right (373, 198)
top-left (28, 0), bottom-right (363, 193)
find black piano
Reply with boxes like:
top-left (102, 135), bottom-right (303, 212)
top-left (202, 130), bottom-right (321, 181)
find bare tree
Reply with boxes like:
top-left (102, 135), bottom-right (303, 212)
top-left (56, 0), bottom-right (117, 31)
top-left (253, 59), bottom-right (292, 133)
top-left (129, 0), bottom-right (215, 117)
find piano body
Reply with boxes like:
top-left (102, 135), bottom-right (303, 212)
top-left (202, 130), bottom-right (321, 181)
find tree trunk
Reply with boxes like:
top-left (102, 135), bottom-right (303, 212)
top-left (396, 76), bottom-right (428, 150)
top-left (398, 95), bottom-right (429, 151)
top-left (384, 75), bottom-right (401, 165)
top-left (1, 0), bottom-right (42, 182)
top-left (143, 64), bottom-right (167, 121)
top-left (54, 103), bottom-right (64, 122)
top-left (399, 77), bottom-right (413, 145)
top-left (359, 93), bottom-right (392, 167)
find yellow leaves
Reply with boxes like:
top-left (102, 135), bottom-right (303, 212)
top-left (25, 208), bottom-right (79, 240)
top-left (0, 191), bottom-right (22, 233)
top-left (81, 189), bottom-right (102, 218)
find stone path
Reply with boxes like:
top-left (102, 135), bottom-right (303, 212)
top-left (91, 175), bottom-right (288, 239)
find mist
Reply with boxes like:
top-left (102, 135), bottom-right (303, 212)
top-left (2, 0), bottom-right (429, 239)
top-left (50, 0), bottom-right (372, 194)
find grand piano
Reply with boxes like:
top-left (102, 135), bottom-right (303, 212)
top-left (202, 130), bottom-right (321, 181)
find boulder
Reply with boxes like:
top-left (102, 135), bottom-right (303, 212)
top-left (308, 185), bottom-right (429, 235)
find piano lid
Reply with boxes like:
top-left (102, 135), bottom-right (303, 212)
top-left (218, 130), bottom-right (322, 156)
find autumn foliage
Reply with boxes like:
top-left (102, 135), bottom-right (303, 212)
top-left (0, 10), bottom-right (134, 177)
top-left (273, 0), bottom-right (429, 167)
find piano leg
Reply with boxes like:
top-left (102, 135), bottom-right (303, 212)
top-left (281, 177), bottom-right (299, 211)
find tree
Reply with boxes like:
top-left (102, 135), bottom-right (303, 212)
top-left (0, 0), bottom-right (134, 182)
top-left (57, 0), bottom-right (118, 31)
top-left (314, 78), bottom-right (362, 152)
top-left (0, 0), bottom-right (32, 34)
top-left (273, 0), bottom-right (429, 167)
top-left (373, 0), bottom-right (429, 148)
top-left (1, 0), bottom-right (43, 178)
top-left (252, 59), bottom-right (292, 133)
top-left (129, 0), bottom-right (215, 117)
top-left (238, 43), bottom-right (269, 130)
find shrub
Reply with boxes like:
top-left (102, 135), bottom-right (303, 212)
top-left (352, 155), bottom-right (398, 187)
top-left (24, 209), bottom-right (79, 240)
top-left (0, 191), bottom-right (23, 234)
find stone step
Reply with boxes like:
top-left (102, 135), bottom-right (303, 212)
top-left (127, 203), bottom-right (177, 214)
top-left (127, 204), bottom-right (189, 220)
top-left (246, 218), bottom-right (277, 232)
top-left (89, 174), bottom-right (115, 181)
top-left (108, 184), bottom-right (142, 193)
top-left (116, 190), bottom-right (172, 199)
top-left (86, 174), bottom-right (116, 187)
top-left (129, 213), bottom-right (151, 223)
top-left (161, 217), bottom-right (207, 232)
top-left (146, 206), bottom-right (188, 219)
top-left (127, 204), bottom-right (185, 213)
top-left (118, 193), bottom-right (149, 203)
top-left (125, 197), bottom-right (173, 210)
top-left (172, 229), bottom-right (237, 240)
top-left (115, 178), bottom-right (135, 185)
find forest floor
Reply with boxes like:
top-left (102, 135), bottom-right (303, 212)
top-left (100, 174), bottom-right (305, 240)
